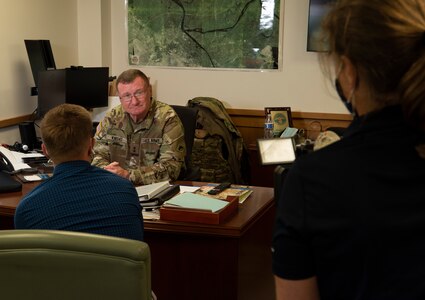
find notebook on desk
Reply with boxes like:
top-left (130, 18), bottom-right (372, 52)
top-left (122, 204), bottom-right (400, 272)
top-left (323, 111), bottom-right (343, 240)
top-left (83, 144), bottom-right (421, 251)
top-left (136, 180), bottom-right (170, 201)
top-left (140, 184), bottom-right (180, 209)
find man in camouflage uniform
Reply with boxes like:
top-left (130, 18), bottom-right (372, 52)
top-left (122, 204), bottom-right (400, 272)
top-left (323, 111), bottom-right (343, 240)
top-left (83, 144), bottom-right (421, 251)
top-left (92, 69), bottom-right (186, 185)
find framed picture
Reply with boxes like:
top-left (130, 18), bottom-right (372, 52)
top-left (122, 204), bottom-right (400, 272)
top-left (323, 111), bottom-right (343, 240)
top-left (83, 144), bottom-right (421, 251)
top-left (264, 107), bottom-right (293, 136)
top-left (127, 0), bottom-right (282, 70)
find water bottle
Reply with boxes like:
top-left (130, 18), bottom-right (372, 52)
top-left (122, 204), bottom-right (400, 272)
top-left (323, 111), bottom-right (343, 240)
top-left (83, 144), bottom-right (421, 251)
top-left (264, 113), bottom-right (274, 138)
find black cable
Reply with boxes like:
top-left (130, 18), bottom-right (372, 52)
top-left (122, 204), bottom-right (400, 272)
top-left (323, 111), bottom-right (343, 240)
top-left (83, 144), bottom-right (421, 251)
top-left (29, 107), bottom-right (38, 122)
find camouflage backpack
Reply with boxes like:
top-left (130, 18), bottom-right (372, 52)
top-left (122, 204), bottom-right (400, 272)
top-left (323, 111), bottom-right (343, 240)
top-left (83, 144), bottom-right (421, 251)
top-left (187, 97), bottom-right (249, 184)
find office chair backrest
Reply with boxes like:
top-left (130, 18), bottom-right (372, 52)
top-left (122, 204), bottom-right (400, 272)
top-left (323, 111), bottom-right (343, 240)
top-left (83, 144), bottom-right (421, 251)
top-left (0, 230), bottom-right (151, 300)
top-left (171, 105), bottom-right (200, 180)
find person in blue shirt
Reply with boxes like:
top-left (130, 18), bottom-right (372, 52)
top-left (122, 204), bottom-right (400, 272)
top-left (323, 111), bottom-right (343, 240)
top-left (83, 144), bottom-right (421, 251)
top-left (15, 104), bottom-right (144, 241)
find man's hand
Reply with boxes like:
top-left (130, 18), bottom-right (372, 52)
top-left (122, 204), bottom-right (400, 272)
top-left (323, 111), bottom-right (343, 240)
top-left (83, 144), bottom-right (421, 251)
top-left (104, 162), bottom-right (130, 179)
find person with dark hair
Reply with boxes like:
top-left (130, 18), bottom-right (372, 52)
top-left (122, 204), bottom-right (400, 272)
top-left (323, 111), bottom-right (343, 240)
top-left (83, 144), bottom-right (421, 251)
top-left (92, 69), bottom-right (186, 185)
top-left (272, 0), bottom-right (425, 299)
top-left (15, 104), bottom-right (144, 241)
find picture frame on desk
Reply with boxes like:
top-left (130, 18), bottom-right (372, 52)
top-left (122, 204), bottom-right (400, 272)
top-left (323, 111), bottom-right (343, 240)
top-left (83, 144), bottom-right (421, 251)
top-left (264, 107), bottom-right (293, 137)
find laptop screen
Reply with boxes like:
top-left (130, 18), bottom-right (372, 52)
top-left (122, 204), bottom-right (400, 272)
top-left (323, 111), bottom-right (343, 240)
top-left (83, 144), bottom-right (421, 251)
top-left (257, 138), bottom-right (296, 165)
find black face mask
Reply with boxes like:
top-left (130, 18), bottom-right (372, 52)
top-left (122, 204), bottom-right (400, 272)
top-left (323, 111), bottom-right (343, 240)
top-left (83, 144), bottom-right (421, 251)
top-left (335, 79), bottom-right (355, 115)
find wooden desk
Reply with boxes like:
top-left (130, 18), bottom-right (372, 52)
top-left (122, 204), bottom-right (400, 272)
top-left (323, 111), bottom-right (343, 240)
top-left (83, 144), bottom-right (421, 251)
top-left (0, 181), bottom-right (276, 300)
top-left (0, 181), bottom-right (39, 229)
top-left (247, 143), bottom-right (276, 187)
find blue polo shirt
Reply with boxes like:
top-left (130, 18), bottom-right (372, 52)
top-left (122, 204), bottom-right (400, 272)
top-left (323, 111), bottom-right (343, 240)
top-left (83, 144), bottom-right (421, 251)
top-left (15, 160), bottom-right (144, 241)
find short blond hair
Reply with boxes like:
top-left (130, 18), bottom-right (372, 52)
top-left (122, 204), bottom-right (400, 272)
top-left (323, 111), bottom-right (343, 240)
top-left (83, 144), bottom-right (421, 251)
top-left (41, 104), bottom-right (93, 161)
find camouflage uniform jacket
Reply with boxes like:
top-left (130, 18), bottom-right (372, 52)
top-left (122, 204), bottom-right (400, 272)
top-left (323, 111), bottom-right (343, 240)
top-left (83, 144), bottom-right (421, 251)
top-left (92, 99), bottom-right (186, 185)
top-left (188, 97), bottom-right (248, 184)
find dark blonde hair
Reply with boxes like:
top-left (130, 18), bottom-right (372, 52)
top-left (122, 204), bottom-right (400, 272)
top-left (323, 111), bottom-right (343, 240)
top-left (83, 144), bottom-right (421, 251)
top-left (322, 0), bottom-right (425, 158)
top-left (115, 69), bottom-right (150, 92)
top-left (41, 104), bottom-right (93, 161)
top-left (321, 0), bottom-right (425, 155)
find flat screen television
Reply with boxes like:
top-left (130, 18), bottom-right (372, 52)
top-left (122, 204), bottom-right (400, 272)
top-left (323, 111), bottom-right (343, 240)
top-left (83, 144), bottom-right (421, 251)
top-left (24, 40), bottom-right (56, 91)
top-left (37, 67), bottom-right (109, 119)
top-left (307, 0), bottom-right (335, 52)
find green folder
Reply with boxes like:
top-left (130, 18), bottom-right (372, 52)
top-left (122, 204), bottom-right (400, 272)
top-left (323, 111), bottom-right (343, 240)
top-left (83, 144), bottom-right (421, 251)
top-left (164, 193), bottom-right (229, 213)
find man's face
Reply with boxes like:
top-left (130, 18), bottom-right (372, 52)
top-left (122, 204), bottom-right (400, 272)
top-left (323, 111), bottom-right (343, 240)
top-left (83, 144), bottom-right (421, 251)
top-left (117, 76), bottom-right (152, 122)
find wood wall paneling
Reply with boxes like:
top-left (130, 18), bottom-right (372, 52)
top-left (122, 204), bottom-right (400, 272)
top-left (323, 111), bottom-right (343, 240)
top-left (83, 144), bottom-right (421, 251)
top-left (227, 108), bottom-right (352, 145)
top-left (1, 109), bottom-right (352, 187)
top-left (0, 114), bottom-right (33, 129)
top-left (226, 108), bottom-right (352, 187)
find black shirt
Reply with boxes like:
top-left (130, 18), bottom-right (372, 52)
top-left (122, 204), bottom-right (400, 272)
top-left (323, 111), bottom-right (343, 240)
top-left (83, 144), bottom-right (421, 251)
top-left (272, 105), bottom-right (425, 299)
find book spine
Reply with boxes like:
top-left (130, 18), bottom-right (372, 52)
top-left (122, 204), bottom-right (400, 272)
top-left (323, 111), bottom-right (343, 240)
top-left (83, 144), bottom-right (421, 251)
top-left (140, 200), bottom-right (160, 207)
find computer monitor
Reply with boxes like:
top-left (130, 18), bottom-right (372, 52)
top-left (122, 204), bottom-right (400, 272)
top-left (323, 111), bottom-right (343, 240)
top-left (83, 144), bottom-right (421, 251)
top-left (37, 67), bottom-right (109, 118)
top-left (307, 0), bottom-right (335, 52)
top-left (24, 40), bottom-right (56, 91)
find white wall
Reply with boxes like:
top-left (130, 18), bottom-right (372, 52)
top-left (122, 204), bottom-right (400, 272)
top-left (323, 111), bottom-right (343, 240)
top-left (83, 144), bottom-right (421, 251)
top-left (105, 0), bottom-right (346, 113)
top-left (0, 0), bottom-right (348, 144)
top-left (77, 0), bottom-right (102, 66)
top-left (0, 0), bottom-right (79, 144)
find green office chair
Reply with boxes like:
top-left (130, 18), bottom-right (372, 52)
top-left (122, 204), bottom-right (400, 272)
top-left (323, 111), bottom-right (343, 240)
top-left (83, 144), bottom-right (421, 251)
top-left (0, 230), bottom-right (151, 300)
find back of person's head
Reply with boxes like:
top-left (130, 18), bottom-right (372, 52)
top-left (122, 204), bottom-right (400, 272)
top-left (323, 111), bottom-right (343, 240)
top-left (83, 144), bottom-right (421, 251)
top-left (41, 104), bottom-right (93, 162)
top-left (115, 69), bottom-right (150, 90)
top-left (321, 0), bottom-right (425, 134)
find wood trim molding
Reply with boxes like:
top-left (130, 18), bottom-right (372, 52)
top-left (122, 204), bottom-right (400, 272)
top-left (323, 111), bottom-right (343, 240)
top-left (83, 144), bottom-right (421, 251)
top-left (225, 108), bottom-right (353, 187)
top-left (226, 108), bottom-right (353, 145)
top-left (226, 108), bottom-right (352, 121)
top-left (1, 108), bottom-right (352, 139)
top-left (0, 114), bottom-right (34, 129)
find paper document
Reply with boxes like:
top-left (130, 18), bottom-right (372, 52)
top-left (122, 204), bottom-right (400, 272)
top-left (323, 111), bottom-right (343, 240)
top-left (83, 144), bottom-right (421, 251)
top-left (164, 193), bottom-right (229, 213)
top-left (23, 175), bottom-right (45, 182)
top-left (142, 209), bottom-right (160, 220)
top-left (0, 146), bottom-right (31, 170)
top-left (280, 127), bottom-right (298, 138)
top-left (179, 185), bottom-right (200, 193)
top-left (13, 151), bottom-right (45, 160)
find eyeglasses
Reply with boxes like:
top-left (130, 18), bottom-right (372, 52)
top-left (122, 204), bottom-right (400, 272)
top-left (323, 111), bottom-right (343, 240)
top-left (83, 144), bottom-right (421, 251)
top-left (119, 90), bottom-right (148, 102)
